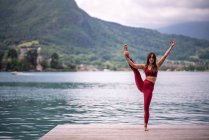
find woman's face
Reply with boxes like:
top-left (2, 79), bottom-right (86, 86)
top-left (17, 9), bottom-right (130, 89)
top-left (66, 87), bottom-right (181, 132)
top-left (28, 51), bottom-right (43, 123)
top-left (149, 54), bottom-right (155, 64)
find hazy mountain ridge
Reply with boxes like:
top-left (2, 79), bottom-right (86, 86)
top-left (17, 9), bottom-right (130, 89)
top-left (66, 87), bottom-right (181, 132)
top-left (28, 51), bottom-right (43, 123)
top-left (158, 21), bottom-right (209, 40)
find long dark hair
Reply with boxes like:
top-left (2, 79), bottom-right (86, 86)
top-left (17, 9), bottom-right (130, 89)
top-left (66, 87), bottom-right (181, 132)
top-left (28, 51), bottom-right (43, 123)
top-left (145, 52), bottom-right (158, 74)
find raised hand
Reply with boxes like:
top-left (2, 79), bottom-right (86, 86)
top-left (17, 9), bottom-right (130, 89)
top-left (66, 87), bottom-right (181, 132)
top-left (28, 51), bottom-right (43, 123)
top-left (170, 40), bottom-right (175, 48)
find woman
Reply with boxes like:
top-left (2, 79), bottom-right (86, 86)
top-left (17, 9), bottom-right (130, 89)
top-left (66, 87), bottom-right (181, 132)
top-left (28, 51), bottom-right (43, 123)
top-left (123, 40), bottom-right (175, 131)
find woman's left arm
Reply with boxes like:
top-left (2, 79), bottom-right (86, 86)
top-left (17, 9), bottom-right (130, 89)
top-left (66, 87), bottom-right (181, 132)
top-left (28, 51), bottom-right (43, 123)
top-left (157, 40), bottom-right (175, 68)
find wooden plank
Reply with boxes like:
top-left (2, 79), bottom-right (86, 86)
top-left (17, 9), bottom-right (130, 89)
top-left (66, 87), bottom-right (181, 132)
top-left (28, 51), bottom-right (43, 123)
top-left (39, 124), bottom-right (209, 140)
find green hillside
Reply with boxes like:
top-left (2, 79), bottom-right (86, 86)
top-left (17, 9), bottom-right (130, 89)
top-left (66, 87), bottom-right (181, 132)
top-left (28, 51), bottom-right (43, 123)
top-left (0, 0), bottom-right (209, 71)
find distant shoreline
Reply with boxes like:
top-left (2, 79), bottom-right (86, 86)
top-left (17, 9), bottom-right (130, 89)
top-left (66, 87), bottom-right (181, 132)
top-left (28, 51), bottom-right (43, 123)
top-left (1, 70), bottom-right (209, 73)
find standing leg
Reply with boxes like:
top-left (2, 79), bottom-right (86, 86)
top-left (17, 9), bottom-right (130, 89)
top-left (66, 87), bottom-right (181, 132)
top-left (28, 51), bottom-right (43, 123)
top-left (144, 91), bottom-right (152, 124)
top-left (142, 80), bottom-right (154, 131)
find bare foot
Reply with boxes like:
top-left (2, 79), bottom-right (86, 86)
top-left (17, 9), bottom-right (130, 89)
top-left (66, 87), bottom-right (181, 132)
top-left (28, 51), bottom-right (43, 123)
top-left (123, 44), bottom-right (130, 58)
top-left (144, 127), bottom-right (149, 131)
top-left (144, 124), bottom-right (149, 131)
top-left (124, 44), bottom-right (128, 51)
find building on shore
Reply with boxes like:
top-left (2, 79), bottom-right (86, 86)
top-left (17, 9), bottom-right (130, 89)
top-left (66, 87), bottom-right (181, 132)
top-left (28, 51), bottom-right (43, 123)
top-left (18, 41), bottom-right (43, 71)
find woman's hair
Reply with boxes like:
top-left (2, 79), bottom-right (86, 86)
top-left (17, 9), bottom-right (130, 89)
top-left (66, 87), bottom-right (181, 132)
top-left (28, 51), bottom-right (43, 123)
top-left (145, 52), bottom-right (158, 74)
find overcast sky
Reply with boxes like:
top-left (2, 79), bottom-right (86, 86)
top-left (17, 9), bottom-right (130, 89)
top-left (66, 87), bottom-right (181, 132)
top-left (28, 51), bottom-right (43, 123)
top-left (75, 0), bottom-right (209, 29)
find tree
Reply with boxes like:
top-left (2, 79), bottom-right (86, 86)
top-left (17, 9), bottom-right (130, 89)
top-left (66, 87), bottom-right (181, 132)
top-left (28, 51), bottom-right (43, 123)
top-left (50, 53), bottom-right (59, 69)
top-left (40, 59), bottom-right (49, 70)
top-left (0, 51), bottom-right (4, 70)
top-left (27, 49), bottom-right (38, 69)
top-left (5, 48), bottom-right (18, 71)
top-left (7, 48), bottom-right (18, 59)
top-left (18, 59), bottom-right (30, 71)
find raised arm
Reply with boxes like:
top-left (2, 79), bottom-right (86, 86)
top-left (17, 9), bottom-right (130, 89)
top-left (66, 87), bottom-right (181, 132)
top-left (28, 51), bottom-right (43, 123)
top-left (157, 40), bottom-right (175, 68)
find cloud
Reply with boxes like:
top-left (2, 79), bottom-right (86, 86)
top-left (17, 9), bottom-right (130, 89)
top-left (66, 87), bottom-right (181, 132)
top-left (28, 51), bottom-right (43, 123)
top-left (75, 0), bottom-right (209, 29)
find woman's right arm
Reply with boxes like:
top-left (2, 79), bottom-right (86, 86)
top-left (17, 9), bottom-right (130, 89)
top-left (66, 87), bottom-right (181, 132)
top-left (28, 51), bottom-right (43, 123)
top-left (125, 57), bottom-right (145, 70)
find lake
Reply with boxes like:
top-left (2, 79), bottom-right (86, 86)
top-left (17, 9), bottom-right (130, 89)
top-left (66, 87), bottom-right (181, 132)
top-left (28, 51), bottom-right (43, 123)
top-left (0, 71), bottom-right (209, 139)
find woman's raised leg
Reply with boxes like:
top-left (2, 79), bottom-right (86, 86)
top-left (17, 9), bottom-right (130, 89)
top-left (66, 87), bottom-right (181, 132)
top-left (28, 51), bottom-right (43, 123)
top-left (128, 58), bottom-right (144, 92)
top-left (124, 45), bottom-right (144, 92)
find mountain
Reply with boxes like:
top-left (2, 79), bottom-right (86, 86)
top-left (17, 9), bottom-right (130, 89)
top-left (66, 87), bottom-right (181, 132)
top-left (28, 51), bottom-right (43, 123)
top-left (0, 0), bottom-right (209, 70)
top-left (158, 21), bottom-right (209, 40)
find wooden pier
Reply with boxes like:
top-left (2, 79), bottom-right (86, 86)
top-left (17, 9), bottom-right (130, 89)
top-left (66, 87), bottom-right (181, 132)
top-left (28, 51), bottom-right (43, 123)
top-left (39, 124), bottom-right (209, 140)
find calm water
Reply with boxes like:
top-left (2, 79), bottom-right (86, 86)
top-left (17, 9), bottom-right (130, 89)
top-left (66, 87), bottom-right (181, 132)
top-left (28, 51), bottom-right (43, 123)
top-left (0, 71), bottom-right (209, 139)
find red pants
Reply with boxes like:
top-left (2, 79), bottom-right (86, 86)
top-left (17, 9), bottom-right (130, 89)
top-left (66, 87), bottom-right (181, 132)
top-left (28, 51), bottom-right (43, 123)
top-left (129, 60), bottom-right (154, 124)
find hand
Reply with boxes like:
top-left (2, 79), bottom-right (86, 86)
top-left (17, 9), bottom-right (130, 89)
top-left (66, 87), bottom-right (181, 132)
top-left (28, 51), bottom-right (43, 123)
top-left (170, 40), bottom-right (175, 48)
top-left (124, 51), bottom-right (129, 58)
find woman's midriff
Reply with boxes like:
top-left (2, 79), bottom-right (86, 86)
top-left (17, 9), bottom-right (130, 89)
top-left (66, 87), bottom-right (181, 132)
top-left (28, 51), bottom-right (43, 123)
top-left (145, 76), bottom-right (156, 84)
